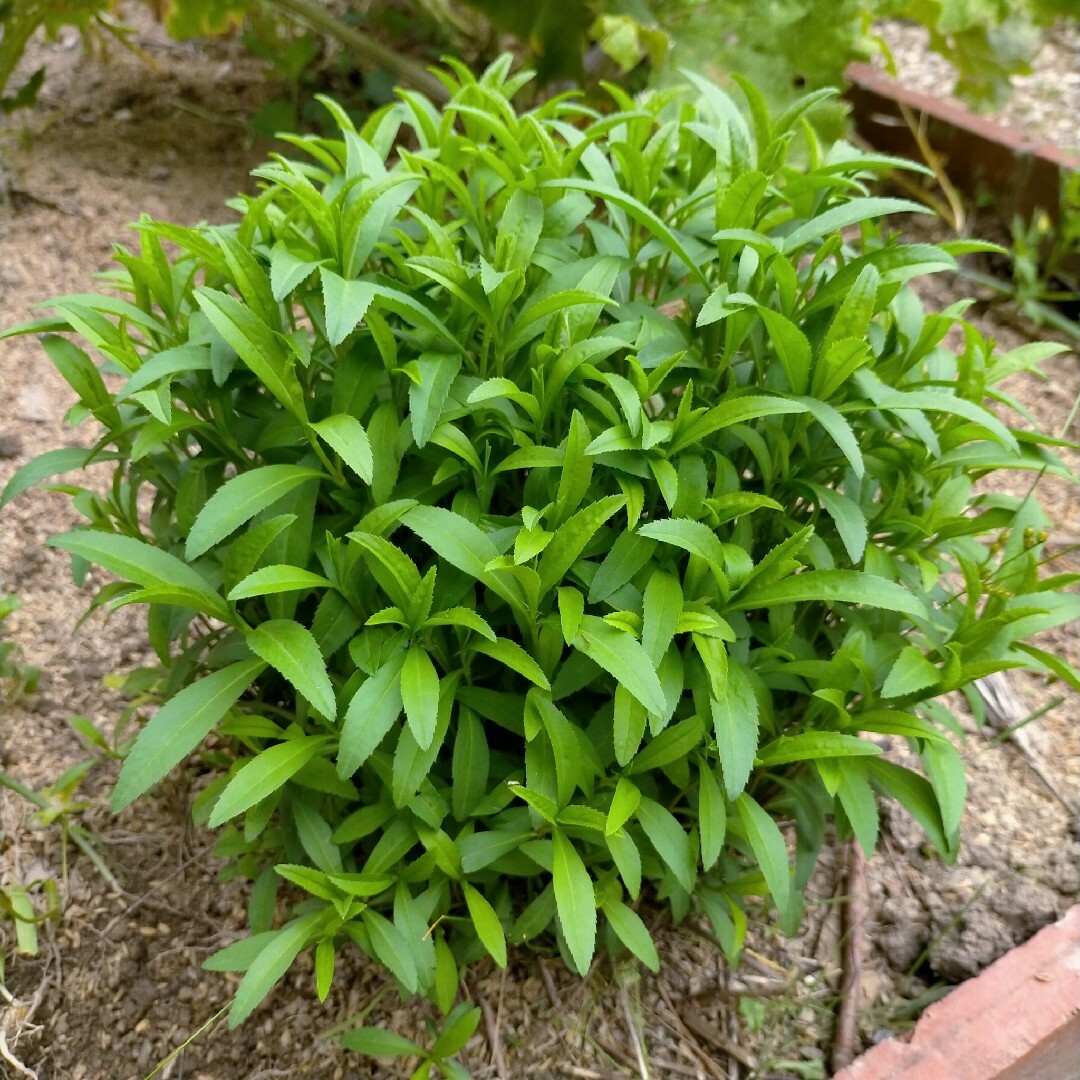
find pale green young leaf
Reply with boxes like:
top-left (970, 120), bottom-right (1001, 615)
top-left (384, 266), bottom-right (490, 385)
top-left (606, 777), bottom-right (641, 836)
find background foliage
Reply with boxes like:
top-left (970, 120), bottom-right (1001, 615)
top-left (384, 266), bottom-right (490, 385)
top-left (3, 0), bottom-right (1077, 120)
top-left (3, 59), bottom-right (1077, 1036)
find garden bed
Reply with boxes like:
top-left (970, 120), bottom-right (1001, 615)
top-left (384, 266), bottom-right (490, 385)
top-left (1, 17), bottom-right (1077, 1080)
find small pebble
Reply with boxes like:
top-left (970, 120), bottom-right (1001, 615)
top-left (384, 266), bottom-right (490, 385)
top-left (149, 164), bottom-right (172, 181)
top-left (113, 108), bottom-right (134, 122)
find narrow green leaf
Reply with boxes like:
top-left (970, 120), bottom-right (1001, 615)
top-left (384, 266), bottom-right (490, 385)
top-left (409, 352), bottom-right (463, 448)
top-left (698, 760), bottom-right (726, 870)
top-left (635, 796), bottom-right (696, 892)
top-left (473, 638), bottom-right (550, 689)
top-left (575, 615), bottom-right (666, 717)
top-left (1, 448), bottom-right (119, 509)
top-left (463, 883), bottom-right (507, 968)
top-left (338, 651), bottom-right (407, 777)
top-left (112, 660), bottom-right (265, 812)
top-left (400, 644), bottom-right (440, 749)
top-left (320, 269), bottom-right (377, 347)
top-left (186, 465), bottom-right (323, 560)
top-left (601, 897), bottom-right (660, 972)
top-left (711, 659), bottom-right (758, 800)
top-left (227, 565), bottom-right (333, 601)
top-left (882, 646), bottom-right (941, 698)
top-left (537, 494), bottom-right (625, 595)
top-left (340, 1028), bottom-right (424, 1057)
top-left (735, 794), bottom-right (790, 912)
top-left (311, 414), bottom-right (374, 483)
top-left (606, 777), bottom-right (641, 836)
top-left (451, 707), bottom-right (489, 820)
top-left (731, 570), bottom-right (926, 617)
top-left (247, 619), bottom-right (337, 720)
top-left (210, 737), bottom-right (330, 827)
top-left (229, 911), bottom-right (323, 1027)
top-left (757, 732), bottom-right (881, 766)
top-left (552, 829), bottom-right (596, 974)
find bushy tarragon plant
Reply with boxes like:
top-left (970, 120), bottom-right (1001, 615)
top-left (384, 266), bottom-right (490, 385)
top-left (3, 57), bottom-right (1077, 1030)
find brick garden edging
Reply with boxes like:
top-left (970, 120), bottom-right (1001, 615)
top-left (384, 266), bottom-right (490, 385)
top-left (844, 61), bottom-right (1080, 225)
top-left (834, 905), bottom-right (1080, 1080)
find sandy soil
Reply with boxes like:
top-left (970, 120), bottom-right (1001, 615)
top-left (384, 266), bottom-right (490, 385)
top-left (0, 16), bottom-right (1077, 1080)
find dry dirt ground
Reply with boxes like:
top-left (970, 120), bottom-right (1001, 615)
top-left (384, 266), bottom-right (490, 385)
top-left (0, 18), bottom-right (1077, 1080)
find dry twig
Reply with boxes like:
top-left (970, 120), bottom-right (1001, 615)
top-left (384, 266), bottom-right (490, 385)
top-left (832, 839), bottom-right (867, 1073)
top-left (481, 995), bottom-right (509, 1080)
top-left (619, 986), bottom-right (650, 1079)
top-left (653, 983), bottom-right (730, 1080)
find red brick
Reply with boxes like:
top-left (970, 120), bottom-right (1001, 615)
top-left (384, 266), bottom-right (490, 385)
top-left (843, 61), bottom-right (1079, 226)
top-left (835, 905), bottom-right (1080, 1080)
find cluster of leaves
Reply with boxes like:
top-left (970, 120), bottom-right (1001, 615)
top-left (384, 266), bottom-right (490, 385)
top-left (3, 60), bottom-right (1078, 1039)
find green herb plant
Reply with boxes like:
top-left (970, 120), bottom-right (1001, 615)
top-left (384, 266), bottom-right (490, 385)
top-left (2, 59), bottom-right (1077, 1041)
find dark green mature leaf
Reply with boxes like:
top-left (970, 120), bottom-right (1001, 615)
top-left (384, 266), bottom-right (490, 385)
top-left (210, 737), bottom-right (330, 827)
top-left (187, 466), bottom-right (324, 560)
top-left (229, 911), bottom-right (325, 1027)
top-left (310, 415), bottom-right (374, 483)
top-left (730, 571), bottom-right (926, 617)
top-left (1, 448), bottom-right (119, 509)
top-left (247, 620), bottom-right (337, 720)
top-left (340, 1028), bottom-right (423, 1057)
top-left (401, 643), bottom-right (440, 749)
top-left (636, 796), bottom-right (696, 892)
top-left (338, 651), bottom-right (406, 777)
top-left (601, 896), bottom-right (660, 972)
top-left (112, 660), bottom-right (266, 811)
top-left (711, 659), bottom-right (758, 800)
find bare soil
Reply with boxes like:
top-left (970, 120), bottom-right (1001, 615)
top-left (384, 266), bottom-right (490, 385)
top-left (1, 17), bottom-right (1077, 1080)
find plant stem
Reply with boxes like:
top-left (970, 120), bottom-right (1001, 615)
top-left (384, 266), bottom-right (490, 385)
top-left (261, 0), bottom-right (449, 103)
